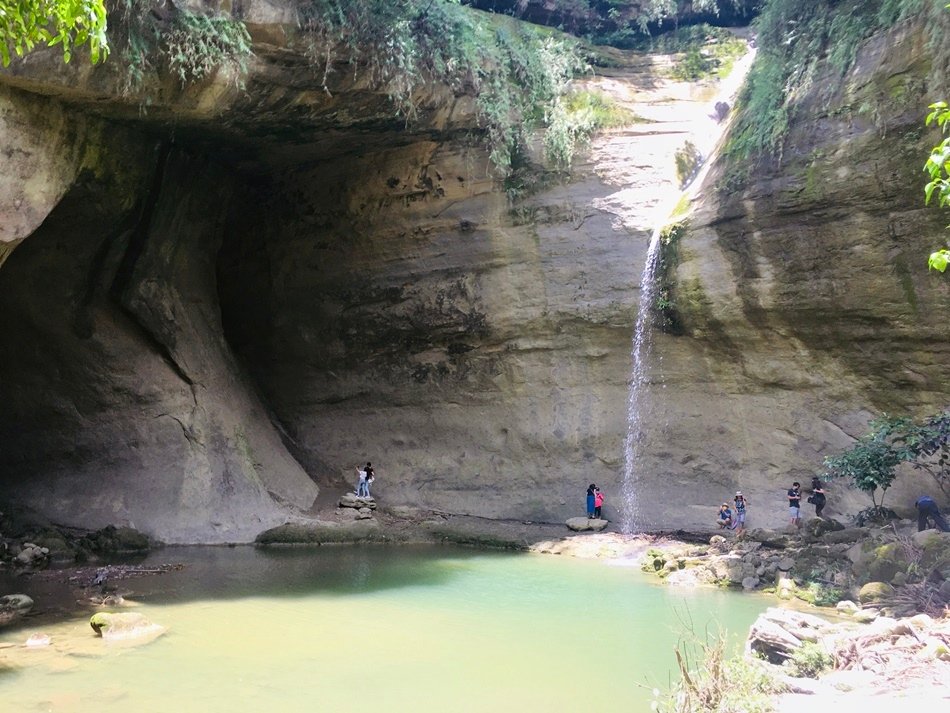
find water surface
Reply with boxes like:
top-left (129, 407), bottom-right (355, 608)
top-left (0, 546), bottom-right (766, 712)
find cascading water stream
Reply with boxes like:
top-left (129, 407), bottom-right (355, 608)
top-left (618, 44), bottom-right (757, 534)
top-left (619, 224), bottom-right (664, 532)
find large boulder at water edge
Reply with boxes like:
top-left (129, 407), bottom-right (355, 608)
top-left (0, 593), bottom-right (33, 626)
top-left (566, 518), bottom-right (608, 532)
top-left (89, 612), bottom-right (165, 641)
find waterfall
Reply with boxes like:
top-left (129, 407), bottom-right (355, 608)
top-left (619, 224), bottom-right (664, 532)
top-left (616, 44), bottom-right (758, 534)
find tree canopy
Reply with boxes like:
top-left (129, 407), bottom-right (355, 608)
top-left (0, 0), bottom-right (108, 66)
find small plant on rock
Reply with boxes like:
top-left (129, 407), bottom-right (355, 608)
top-left (784, 641), bottom-right (834, 678)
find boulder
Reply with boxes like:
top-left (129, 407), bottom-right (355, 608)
top-left (911, 529), bottom-right (946, 548)
top-left (744, 529), bottom-right (792, 548)
top-left (822, 527), bottom-right (868, 545)
top-left (835, 600), bottom-right (859, 615)
top-left (0, 594), bottom-right (33, 612)
top-left (707, 553), bottom-right (746, 584)
top-left (858, 581), bottom-right (895, 605)
top-left (742, 576), bottom-right (760, 590)
top-left (566, 518), bottom-right (608, 532)
top-left (0, 594), bottom-right (34, 627)
top-left (339, 493), bottom-right (378, 510)
top-left (747, 614), bottom-right (804, 663)
top-left (13, 543), bottom-right (47, 566)
top-left (806, 517), bottom-right (845, 537)
top-left (776, 557), bottom-right (795, 572)
top-left (667, 567), bottom-right (718, 587)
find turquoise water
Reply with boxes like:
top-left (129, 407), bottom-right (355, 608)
top-left (0, 546), bottom-right (767, 712)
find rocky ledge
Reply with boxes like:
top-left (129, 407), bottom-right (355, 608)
top-left (751, 606), bottom-right (949, 707)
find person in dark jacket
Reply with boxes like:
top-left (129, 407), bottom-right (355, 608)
top-left (915, 496), bottom-right (950, 532)
top-left (809, 476), bottom-right (827, 518)
top-left (586, 484), bottom-right (596, 519)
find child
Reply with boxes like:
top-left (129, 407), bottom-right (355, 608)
top-left (594, 487), bottom-right (605, 519)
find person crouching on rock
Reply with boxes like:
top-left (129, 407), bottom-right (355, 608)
top-left (594, 487), bottom-right (605, 519)
top-left (915, 495), bottom-right (950, 532)
top-left (717, 503), bottom-right (733, 529)
top-left (586, 484), bottom-right (596, 519)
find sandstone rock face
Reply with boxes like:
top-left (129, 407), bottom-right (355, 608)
top-left (0, 92), bottom-right (319, 543)
top-left (0, 4), bottom-right (946, 541)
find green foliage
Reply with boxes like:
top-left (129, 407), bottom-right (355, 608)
top-left (726, 0), bottom-right (933, 163)
top-left (784, 641), bottom-right (834, 678)
top-left (660, 629), bottom-right (784, 713)
top-left (925, 101), bottom-right (950, 208)
top-left (163, 12), bottom-right (251, 85)
top-left (671, 46), bottom-right (712, 81)
top-left (564, 89), bottom-right (639, 128)
top-left (824, 416), bottom-right (911, 507)
top-left (891, 409), bottom-right (950, 498)
top-left (0, 0), bottom-right (108, 65)
top-left (825, 410), bottom-right (950, 505)
top-left (300, 0), bottom-right (588, 174)
top-left (654, 220), bottom-right (688, 333)
top-left (794, 581), bottom-right (844, 607)
top-left (674, 140), bottom-right (702, 187)
top-left (114, 2), bottom-right (252, 93)
top-left (930, 249), bottom-right (950, 271)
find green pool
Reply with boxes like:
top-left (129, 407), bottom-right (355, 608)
top-left (0, 545), bottom-right (767, 712)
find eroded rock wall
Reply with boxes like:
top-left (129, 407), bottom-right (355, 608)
top-left (217, 140), bottom-right (643, 521)
top-left (0, 88), bottom-right (318, 542)
top-left (645, 15), bottom-right (950, 524)
top-left (0, 5), bottom-right (947, 540)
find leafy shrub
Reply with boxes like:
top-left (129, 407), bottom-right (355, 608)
top-left (0, 0), bottom-right (108, 65)
top-left (784, 641), bottom-right (834, 678)
top-left (823, 416), bottom-right (912, 508)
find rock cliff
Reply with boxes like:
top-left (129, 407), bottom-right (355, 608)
top-left (0, 2), bottom-right (947, 541)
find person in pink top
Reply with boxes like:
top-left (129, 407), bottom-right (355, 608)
top-left (594, 487), bottom-right (605, 519)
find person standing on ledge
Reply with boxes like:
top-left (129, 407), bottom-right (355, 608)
top-left (363, 462), bottom-right (375, 499)
top-left (594, 487), bottom-right (605, 520)
top-left (355, 466), bottom-right (368, 497)
top-left (787, 482), bottom-right (802, 529)
top-left (809, 476), bottom-right (827, 518)
top-left (732, 491), bottom-right (748, 535)
top-left (915, 495), bottom-right (950, 532)
top-left (586, 484), bottom-right (596, 519)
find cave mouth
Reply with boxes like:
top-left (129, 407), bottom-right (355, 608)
top-left (0, 126), bottom-right (348, 543)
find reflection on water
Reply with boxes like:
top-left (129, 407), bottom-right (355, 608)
top-left (0, 546), bottom-right (766, 712)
